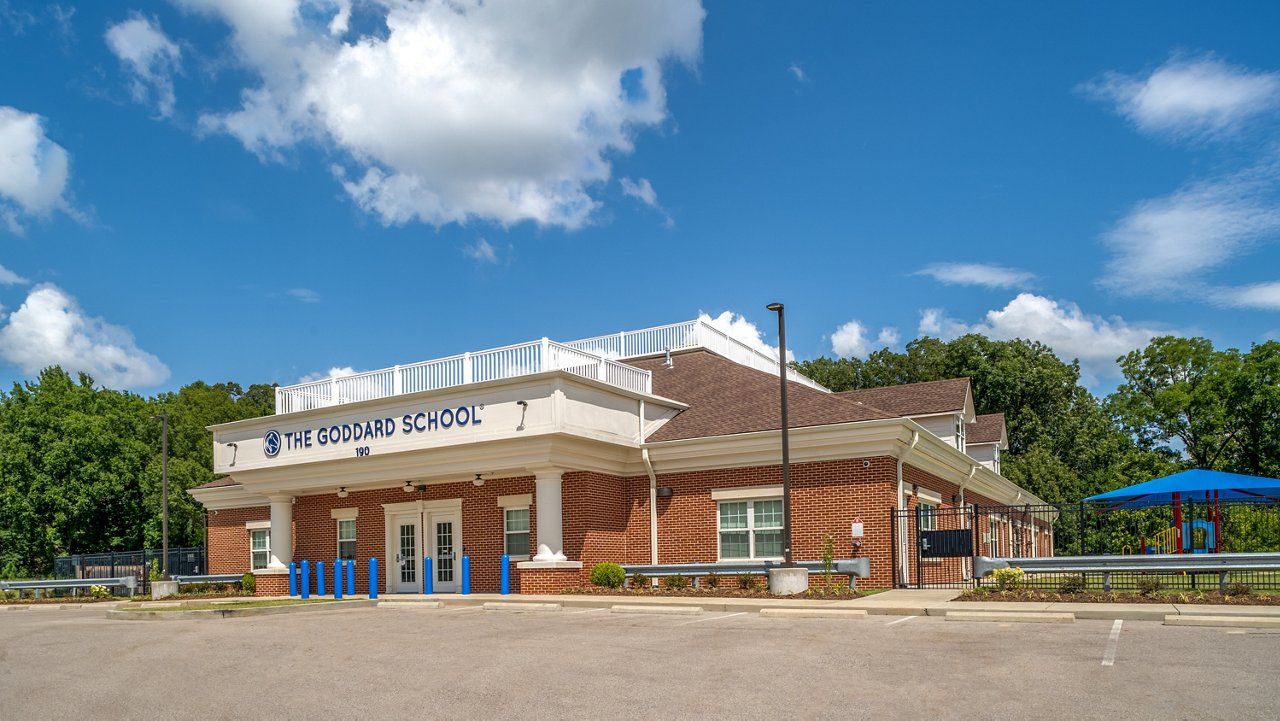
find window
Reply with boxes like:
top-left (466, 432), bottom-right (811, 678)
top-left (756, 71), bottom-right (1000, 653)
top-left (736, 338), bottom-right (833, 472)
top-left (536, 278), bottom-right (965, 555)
top-left (337, 519), bottom-right (357, 560)
top-left (917, 501), bottom-right (937, 531)
top-left (988, 516), bottom-right (1000, 557)
top-left (250, 529), bottom-right (270, 570)
top-left (955, 415), bottom-right (966, 450)
top-left (504, 507), bottom-right (530, 558)
top-left (992, 447), bottom-right (1001, 474)
top-left (718, 498), bottom-right (783, 560)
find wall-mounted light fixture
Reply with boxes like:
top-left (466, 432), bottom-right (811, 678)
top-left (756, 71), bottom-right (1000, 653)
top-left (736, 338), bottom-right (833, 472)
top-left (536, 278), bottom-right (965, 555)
top-left (402, 481), bottom-right (413, 493)
top-left (516, 400), bottom-right (528, 431)
top-left (337, 486), bottom-right (348, 498)
top-left (227, 442), bottom-right (238, 467)
top-left (656, 487), bottom-right (673, 498)
top-left (473, 473), bottom-right (485, 487)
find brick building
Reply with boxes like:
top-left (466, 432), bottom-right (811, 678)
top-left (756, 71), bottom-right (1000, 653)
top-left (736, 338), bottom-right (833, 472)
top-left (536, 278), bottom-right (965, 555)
top-left (190, 319), bottom-right (1049, 596)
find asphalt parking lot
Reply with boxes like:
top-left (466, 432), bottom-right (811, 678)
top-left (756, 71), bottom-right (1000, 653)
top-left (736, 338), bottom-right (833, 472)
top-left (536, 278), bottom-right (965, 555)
top-left (2, 605), bottom-right (1276, 720)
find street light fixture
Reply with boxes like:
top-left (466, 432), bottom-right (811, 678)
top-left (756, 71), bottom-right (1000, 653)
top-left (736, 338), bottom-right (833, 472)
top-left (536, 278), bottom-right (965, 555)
top-left (766, 302), bottom-right (793, 567)
top-left (150, 414), bottom-right (170, 580)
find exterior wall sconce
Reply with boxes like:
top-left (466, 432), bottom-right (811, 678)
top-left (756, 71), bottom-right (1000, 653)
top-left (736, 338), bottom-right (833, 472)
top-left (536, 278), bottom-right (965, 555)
top-left (402, 481), bottom-right (413, 493)
top-left (337, 486), bottom-right (348, 498)
top-left (656, 487), bottom-right (673, 498)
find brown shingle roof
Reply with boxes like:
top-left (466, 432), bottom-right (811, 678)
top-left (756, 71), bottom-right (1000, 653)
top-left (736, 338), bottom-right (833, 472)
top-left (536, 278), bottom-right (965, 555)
top-left (835, 377), bottom-right (970, 417)
top-left (193, 476), bottom-right (239, 490)
top-left (967, 413), bottom-right (1006, 445)
top-left (630, 350), bottom-right (895, 442)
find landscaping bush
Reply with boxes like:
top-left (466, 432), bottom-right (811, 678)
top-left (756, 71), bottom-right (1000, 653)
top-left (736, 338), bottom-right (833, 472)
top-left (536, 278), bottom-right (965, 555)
top-left (241, 572), bottom-right (256, 595)
top-left (704, 572), bottom-right (720, 589)
top-left (148, 559), bottom-right (162, 582)
top-left (629, 573), bottom-right (649, 589)
top-left (736, 573), bottom-right (755, 590)
top-left (660, 574), bottom-right (690, 590)
top-left (1136, 576), bottom-right (1164, 596)
top-left (1057, 574), bottom-right (1087, 595)
top-left (1223, 582), bottom-right (1253, 597)
top-left (993, 567), bottom-right (1024, 592)
top-left (89, 585), bottom-right (111, 599)
top-left (589, 563), bottom-right (626, 589)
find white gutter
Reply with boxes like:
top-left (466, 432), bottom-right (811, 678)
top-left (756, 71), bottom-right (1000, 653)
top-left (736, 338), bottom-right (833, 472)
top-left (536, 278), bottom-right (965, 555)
top-left (642, 448), bottom-right (659, 564)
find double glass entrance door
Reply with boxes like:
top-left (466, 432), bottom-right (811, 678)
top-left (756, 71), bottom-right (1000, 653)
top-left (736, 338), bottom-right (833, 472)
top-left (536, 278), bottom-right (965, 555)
top-left (393, 512), bottom-right (459, 593)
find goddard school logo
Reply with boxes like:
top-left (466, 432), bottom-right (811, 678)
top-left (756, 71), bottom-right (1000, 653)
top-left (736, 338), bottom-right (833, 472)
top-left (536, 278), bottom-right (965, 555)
top-left (263, 430), bottom-right (282, 458)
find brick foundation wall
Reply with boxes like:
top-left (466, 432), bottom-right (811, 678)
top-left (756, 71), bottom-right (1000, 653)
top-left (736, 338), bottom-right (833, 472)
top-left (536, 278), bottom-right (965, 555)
top-left (517, 567), bottom-right (584, 594)
top-left (253, 571), bottom-right (290, 597)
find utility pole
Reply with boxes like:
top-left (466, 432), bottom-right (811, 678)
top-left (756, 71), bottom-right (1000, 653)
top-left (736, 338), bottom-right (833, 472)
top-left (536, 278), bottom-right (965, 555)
top-left (766, 303), bottom-right (793, 566)
top-left (151, 414), bottom-right (170, 580)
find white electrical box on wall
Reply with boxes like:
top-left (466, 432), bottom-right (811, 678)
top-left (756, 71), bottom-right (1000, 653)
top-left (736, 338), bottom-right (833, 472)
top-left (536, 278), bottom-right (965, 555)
top-left (851, 519), bottom-right (864, 537)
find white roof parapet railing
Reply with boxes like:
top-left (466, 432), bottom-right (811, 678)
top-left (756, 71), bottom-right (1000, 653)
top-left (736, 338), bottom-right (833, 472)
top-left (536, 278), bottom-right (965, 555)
top-left (274, 319), bottom-right (828, 415)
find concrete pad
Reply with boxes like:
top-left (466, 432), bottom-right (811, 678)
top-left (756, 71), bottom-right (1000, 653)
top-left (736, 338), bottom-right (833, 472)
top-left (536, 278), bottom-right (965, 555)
top-left (378, 601), bottom-right (444, 609)
top-left (611, 604), bottom-right (703, 616)
top-left (482, 602), bottom-right (562, 612)
top-left (1164, 615), bottom-right (1280, 629)
top-left (760, 608), bottom-right (868, 619)
top-left (946, 611), bottom-right (1074, 624)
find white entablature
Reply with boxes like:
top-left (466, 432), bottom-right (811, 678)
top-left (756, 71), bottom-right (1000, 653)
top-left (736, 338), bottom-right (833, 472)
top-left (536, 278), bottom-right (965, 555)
top-left (274, 319), bottom-right (828, 415)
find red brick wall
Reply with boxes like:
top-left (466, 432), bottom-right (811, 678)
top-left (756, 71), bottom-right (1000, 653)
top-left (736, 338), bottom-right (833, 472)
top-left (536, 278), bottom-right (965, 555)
top-left (517, 567), bottom-right (585, 594)
top-left (253, 572), bottom-right (289, 597)
top-left (207, 506), bottom-right (271, 574)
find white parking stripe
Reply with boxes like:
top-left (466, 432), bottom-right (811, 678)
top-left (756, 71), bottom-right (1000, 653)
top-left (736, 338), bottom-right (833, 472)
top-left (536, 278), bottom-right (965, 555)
top-left (677, 612), bottom-right (746, 626)
top-left (886, 616), bottom-right (916, 627)
top-left (1102, 619), bottom-right (1123, 667)
top-left (567, 607), bottom-right (609, 615)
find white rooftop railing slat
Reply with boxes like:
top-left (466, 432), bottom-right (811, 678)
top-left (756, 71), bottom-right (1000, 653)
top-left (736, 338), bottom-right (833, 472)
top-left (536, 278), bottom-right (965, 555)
top-left (273, 318), bottom-right (825, 415)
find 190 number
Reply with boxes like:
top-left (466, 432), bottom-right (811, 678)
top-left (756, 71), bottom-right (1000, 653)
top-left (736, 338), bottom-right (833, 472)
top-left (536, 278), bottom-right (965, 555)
top-left (355, 446), bottom-right (371, 457)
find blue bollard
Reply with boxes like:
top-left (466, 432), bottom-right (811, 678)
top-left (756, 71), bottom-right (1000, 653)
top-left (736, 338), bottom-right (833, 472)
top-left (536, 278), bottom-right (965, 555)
top-left (301, 560), bottom-right (310, 600)
top-left (346, 560), bottom-right (355, 597)
top-left (317, 561), bottom-right (325, 596)
top-left (288, 562), bottom-right (298, 597)
top-left (369, 557), bottom-right (378, 599)
top-left (500, 554), bottom-right (510, 595)
top-left (334, 559), bottom-right (343, 599)
top-left (461, 555), bottom-right (471, 595)
top-left (423, 556), bottom-right (433, 595)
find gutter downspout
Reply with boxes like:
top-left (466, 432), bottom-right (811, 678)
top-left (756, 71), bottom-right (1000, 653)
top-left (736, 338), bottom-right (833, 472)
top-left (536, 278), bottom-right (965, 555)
top-left (897, 430), bottom-right (920, 586)
top-left (642, 448), bottom-right (658, 565)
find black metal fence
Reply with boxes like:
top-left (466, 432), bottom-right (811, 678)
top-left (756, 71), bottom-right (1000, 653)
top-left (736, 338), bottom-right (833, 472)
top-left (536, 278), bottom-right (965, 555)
top-left (892, 500), bottom-right (1280, 591)
top-left (54, 547), bottom-right (207, 592)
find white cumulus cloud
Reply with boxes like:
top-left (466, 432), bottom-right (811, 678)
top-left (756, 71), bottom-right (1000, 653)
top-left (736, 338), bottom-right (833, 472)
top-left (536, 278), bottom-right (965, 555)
top-left (298, 365), bottom-right (358, 384)
top-left (105, 14), bottom-right (182, 118)
top-left (0, 106), bottom-right (73, 234)
top-left (1100, 166), bottom-right (1280, 297)
top-left (0, 263), bottom-right (29, 285)
top-left (0, 283), bottom-right (169, 388)
top-left (288, 288), bottom-right (320, 303)
top-left (178, 0), bottom-right (704, 230)
top-left (463, 237), bottom-right (498, 264)
top-left (1081, 54), bottom-right (1280, 141)
top-left (699, 310), bottom-right (794, 363)
top-left (915, 262), bottom-right (1036, 289)
top-left (830, 320), bottom-right (899, 358)
top-left (921, 294), bottom-right (1167, 383)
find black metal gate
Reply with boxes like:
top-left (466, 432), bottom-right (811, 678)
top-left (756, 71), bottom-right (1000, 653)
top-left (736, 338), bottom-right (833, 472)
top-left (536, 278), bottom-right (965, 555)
top-left (891, 505), bottom-right (978, 589)
top-left (54, 547), bottom-right (207, 592)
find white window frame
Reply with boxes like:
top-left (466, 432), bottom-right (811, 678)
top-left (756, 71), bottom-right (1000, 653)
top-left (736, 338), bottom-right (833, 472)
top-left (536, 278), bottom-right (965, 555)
top-left (249, 528), bottom-right (270, 571)
top-left (503, 507), bottom-right (531, 560)
top-left (336, 519), bottom-right (357, 561)
top-left (917, 501), bottom-right (937, 531)
top-left (988, 516), bottom-right (1000, 557)
top-left (716, 497), bottom-right (784, 561)
top-left (955, 415), bottom-right (966, 450)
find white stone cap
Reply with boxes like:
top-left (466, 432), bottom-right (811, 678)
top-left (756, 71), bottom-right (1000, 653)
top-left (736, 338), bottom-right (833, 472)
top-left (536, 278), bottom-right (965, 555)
top-left (515, 560), bottom-right (583, 570)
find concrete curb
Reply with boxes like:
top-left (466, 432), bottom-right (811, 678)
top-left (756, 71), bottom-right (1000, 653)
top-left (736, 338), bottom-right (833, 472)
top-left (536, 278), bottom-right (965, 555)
top-left (612, 604), bottom-right (703, 616)
top-left (378, 601), bottom-right (444, 609)
top-left (106, 599), bottom-right (377, 621)
top-left (760, 608), bottom-right (868, 619)
top-left (1164, 615), bottom-right (1280, 628)
top-left (483, 602), bottom-right (562, 612)
top-left (946, 611), bottom-right (1075, 624)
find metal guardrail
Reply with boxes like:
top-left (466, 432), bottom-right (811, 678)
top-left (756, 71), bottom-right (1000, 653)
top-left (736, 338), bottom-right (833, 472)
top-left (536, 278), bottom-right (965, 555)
top-left (975, 553), bottom-right (1280, 592)
top-left (1, 576), bottom-right (138, 597)
top-left (621, 559), bottom-right (871, 589)
top-left (172, 574), bottom-right (244, 586)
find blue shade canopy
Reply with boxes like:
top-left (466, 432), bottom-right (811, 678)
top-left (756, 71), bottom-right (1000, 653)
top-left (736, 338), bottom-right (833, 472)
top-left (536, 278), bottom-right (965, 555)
top-left (1085, 470), bottom-right (1280, 508)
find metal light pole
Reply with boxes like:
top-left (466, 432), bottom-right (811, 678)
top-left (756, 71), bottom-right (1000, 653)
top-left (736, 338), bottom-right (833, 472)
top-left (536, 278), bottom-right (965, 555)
top-left (151, 414), bottom-right (170, 580)
top-left (766, 303), bottom-right (793, 566)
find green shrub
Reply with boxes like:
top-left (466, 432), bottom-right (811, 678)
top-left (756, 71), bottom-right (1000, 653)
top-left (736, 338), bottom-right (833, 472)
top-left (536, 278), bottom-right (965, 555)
top-left (993, 567), bottom-right (1024, 592)
top-left (0, 561), bottom-right (18, 580)
top-left (89, 585), bottom-right (111, 599)
top-left (629, 573), bottom-right (649, 589)
top-left (241, 572), bottom-right (256, 595)
top-left (1057, 574), bottom-right (1087, 595)
top-left (148, 559), bottom-right (162, 582)
top-left (1223, 582), bottom-right (1253, 597)
top-left (704, 572), bottom-right (720, 589)
top-left (589, 563), bottom-right (626, 589)
top-left (737, 573), bottom-right (755, 590)
top-left (1136, 576), bottom-right (1163, 596)
top-left (661, 574), bottom-right (689, 590)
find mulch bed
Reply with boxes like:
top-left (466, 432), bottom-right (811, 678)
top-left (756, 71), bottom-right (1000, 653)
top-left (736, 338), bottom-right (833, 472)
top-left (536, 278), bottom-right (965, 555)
top-left (957, 589), bottom-right (1280, 605)
top-left (562, 585), bottom-right (865, 600)
top-left (1, 597), bottom-right (124, 605)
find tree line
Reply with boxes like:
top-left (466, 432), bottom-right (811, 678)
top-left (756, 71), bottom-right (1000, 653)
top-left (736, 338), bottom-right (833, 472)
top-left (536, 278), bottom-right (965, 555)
top-left (1, 334), bottom-right (1276, 576)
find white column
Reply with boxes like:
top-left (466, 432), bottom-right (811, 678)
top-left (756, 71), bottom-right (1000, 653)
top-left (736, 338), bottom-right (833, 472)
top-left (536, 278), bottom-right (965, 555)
top-left (533, 471), bottom-right (567, 561)
top-left (267, 494), bottom-right (294, 568)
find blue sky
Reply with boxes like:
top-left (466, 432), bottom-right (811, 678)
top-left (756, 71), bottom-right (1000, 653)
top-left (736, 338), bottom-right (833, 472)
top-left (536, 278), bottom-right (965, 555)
top-left (2, 0), bottom-right (1279, 397)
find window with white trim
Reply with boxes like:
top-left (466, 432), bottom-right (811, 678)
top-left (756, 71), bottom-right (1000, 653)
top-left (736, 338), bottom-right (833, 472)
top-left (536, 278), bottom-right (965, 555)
top-left (504, 507), bottom-right (530, 558)
top-left (250, 529), bottom-right (270, 570)
top-left (955, 415), bottom-right (966, 450)
top-left (988, 516), bottom-right (1000, 557)
top-left (917, 501), bottom-right (937, 531)
top-left (337, 519), bottom-right (357, 560)
top-left (718, 498), bottom-right (783, 560)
